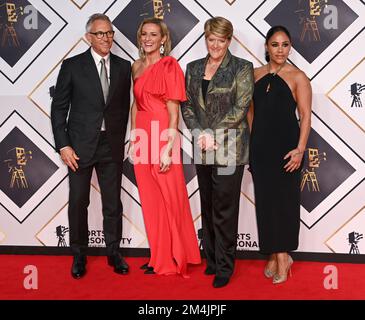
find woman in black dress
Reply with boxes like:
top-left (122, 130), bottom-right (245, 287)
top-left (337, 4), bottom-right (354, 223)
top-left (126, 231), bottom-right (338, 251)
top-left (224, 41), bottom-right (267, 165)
top-left (248, 26), bottom-right (312, 284)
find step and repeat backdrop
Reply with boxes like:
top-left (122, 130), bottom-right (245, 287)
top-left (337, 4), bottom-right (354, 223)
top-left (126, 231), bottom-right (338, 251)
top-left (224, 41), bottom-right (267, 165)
top-left (1, 0), bottom-right (365, 257)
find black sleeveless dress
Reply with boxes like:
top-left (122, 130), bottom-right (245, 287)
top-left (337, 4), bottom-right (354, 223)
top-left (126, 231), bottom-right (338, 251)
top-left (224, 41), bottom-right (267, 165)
top-left (249, 73), bottom-right (301, 254)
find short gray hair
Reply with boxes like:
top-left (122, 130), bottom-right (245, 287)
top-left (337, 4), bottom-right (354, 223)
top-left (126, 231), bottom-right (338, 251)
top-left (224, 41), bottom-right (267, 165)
top-left (85, 13), bottom-right (112, 32)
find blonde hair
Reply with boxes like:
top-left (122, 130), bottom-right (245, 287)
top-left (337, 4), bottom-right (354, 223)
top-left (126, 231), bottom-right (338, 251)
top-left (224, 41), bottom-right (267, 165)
top-left (136, 18), bottom-right (172, 58)
top-left (204, 16), bottom-right (233, 40)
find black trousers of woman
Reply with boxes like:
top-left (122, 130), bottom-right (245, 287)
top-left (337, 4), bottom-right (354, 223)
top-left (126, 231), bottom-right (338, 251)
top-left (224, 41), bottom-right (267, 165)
top-left (196, 165), bottom-right (244, 279)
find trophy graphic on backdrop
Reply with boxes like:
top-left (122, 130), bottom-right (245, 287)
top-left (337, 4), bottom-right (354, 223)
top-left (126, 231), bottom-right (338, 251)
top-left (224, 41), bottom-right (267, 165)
top-left (295, 0), bottom-right (328, 42)
top-left (140, 0), bottom-right (171, 19)
top-left (4, 147), bottom-right (32, 189)
top-left (0, 2), bottom-right (24, 47)
top-left (301, 147), bottom-right (327, 192)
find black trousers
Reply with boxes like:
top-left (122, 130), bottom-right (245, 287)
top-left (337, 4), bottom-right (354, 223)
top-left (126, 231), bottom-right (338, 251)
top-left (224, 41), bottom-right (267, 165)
top-left (68, 132), bottom-right (123, 256)
top-left (196, 165), bottom-right (244, 278)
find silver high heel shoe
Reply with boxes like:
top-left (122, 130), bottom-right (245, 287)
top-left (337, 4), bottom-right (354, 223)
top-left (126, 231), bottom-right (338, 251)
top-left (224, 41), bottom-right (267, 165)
top-left (264, 260), bottom-right (277, 278)
top-left (264, 266), bottom-right (276, 278)
top-left (272, 255), bottom-right (293, 284)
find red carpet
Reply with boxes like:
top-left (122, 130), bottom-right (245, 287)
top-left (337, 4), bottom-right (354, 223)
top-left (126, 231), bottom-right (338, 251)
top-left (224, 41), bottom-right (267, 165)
top-left (0, 255), bottom-right (364, 300)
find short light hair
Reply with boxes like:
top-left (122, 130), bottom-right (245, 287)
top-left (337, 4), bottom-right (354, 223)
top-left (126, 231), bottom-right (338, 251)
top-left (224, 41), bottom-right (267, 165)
top-left (136, 18), bottom-right (172, 58)
top-left (204, 16), bottom-right (233, 40)
top-left (85, 13), bottom-right (112, 32)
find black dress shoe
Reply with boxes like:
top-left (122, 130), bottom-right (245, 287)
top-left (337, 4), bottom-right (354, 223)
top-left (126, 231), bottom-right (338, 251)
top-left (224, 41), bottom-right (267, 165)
top-left (204, 266), bottom-right (216, 275)
top-left (144, 266), bottom-right (155, 274)
top-left (71, 255), bottom-right (87, 279)
top-left (213, 276), bottom-right (230, 288)
top-left (107, 253), bottom-right (129, 275)
top-left (140, 262), bottom-right (149, 270)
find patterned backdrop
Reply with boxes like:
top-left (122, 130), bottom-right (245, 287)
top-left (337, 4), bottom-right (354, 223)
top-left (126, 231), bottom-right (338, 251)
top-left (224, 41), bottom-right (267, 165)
top-left (1, 0), bottom-right (365, 258)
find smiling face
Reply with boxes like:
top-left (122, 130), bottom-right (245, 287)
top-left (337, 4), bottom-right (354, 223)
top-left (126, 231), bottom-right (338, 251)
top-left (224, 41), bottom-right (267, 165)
top-left (85, 19), bottom-right (114, 57)
top-left (265, 31), bottom-right (291, 66)
top-left (205, 33), bottom-right (231, 61)
top-left (139, 23), bottom-right (166, 56)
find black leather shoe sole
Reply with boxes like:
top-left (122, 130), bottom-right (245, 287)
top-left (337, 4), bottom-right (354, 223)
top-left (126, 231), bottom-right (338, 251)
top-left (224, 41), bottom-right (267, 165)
top-left (213, 276), bottom-right (230, 288)
top-left (113, 267), bottom-right (129, 275)
top-left (71, 256), bottom-right (86, 279)
top-left (144, 266), bottom-right (155, 274)
top-left (107, 256), bottom-right (129, 275)
top-left (71, 270), bottom-right (86, 279)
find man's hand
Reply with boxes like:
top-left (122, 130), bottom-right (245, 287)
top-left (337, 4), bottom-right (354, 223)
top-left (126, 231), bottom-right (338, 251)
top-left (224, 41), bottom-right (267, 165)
top-left (60, 146), bottom-right (79, 172)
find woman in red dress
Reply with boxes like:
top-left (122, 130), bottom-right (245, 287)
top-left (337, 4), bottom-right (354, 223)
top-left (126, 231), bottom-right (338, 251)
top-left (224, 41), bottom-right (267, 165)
top-left (129, 18), bottom-right (201, 277)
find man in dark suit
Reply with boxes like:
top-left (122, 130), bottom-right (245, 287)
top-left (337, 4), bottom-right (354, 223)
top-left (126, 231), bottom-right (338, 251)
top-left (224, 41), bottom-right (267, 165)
top-left (51, 13), bottom-right (131, 279)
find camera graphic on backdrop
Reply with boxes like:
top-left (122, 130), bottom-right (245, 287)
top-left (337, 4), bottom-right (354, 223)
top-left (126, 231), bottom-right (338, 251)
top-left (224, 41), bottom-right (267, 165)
top-left (265, 0), bottom-right (358, 63)
top-left (296, 0), bottom-right (329, 43)
top-left (301, 147), bottom-right (327, 193)
top-left (327, 56), bottom-right (365, 136)
top-left (0, 0), bottom-right (50, 67)
top-left (4, 146), bottom-right (32, 189)
top-left (56, 225), bottom-right (69, 247)
top-left (0, 0), bottom-right (67, 83)
top-left (348, 231), bottom-right (363, 254)
top-left (0, 2), bottom-right (24, 48)
top-left (350, 83), bottom-right (365, 108)
top-left (0, 127), bottom-right (58, 209)
top-left (300, 129), bottom-right (355, 214)
top-left (0, 110), bottom-right (67, 223)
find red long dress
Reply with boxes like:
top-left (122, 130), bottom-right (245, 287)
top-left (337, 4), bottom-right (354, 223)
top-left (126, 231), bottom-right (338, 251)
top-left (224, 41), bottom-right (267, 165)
top-left (133, 56), bottom-right (201, 277)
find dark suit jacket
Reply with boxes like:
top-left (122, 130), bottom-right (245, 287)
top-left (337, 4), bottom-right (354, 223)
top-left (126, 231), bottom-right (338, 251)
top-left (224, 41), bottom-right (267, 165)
top-left (51, 48), bottom-right (131, 165)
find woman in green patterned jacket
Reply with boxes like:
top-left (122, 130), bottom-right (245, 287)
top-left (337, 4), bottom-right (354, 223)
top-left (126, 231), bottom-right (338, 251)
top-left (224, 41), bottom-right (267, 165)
top-left (182, 16), bottom-right (254, 288)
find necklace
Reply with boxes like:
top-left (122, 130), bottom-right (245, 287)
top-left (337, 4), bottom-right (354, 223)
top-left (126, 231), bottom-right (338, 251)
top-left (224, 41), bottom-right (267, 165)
top-left (266, 62), bottom-right (286, 93)
top-left (208, 58), bottom-right (222, 68)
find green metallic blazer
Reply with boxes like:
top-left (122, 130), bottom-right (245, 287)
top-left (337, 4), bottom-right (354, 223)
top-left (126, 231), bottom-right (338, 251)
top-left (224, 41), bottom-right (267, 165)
top-left (182, 50), bottom-right (254, 166)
